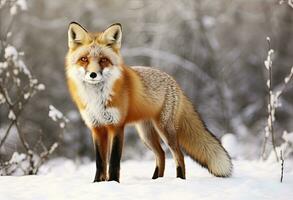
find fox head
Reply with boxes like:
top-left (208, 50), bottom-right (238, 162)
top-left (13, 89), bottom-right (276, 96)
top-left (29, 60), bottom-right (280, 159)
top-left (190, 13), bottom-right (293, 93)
top-left (66, 22), bottom-right (123, 84)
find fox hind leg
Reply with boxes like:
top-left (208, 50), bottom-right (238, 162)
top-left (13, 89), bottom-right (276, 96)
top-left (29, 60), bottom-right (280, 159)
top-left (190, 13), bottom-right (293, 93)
top-left (136, 121), bottom-right (165, 179)
top-left (154, 120), bottom-right (186, 179)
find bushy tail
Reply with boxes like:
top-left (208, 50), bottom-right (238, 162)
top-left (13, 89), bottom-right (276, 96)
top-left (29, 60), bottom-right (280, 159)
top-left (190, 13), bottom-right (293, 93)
top-left (178, 96), bottom-right (232, 177)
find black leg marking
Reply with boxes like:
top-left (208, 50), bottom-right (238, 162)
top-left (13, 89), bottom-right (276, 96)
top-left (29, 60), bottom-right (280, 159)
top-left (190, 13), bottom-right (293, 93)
top-left (108, 135), bottom-right (122, 182)
top-left (93, 143), bottom-right (104, 182)
top-left (176, 166), bottom-right (185, 179)
top-left (152, 166), bottom-right (159, 179)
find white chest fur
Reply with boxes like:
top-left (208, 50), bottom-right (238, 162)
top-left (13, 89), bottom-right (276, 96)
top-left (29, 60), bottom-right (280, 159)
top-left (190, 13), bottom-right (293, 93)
top-left (67, 66), bottom-right (121, 127)
top-left (79, 84), bottom-right (120, 127)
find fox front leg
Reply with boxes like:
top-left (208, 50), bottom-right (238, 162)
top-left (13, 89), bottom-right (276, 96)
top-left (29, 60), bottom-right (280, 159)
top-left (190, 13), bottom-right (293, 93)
top-left (108, 127), bottom-right (124, 182)
top-left (91, 127), bottom-right (109, 182)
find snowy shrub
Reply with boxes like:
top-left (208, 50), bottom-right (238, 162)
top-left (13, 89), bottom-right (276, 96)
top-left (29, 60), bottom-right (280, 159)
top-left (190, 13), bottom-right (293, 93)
top-left (267, 131), bottom-right (293, 163)
top-left (0, 0), bottom-right (66, 175)
top-left (279, 131), bottom-right (293, 158)
top-left (0, 144), bottom-right (58, 175)
top-left (49, 105), bottom-right (69, 129)
top-left (261, 37), bottom-right (293, 161)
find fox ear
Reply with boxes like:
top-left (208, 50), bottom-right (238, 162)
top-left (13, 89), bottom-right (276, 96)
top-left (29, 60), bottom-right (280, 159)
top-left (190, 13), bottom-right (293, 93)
top-left (68, 22), bottom-right (88, 49)
top-left (102, 23), bottom-right (122, 48)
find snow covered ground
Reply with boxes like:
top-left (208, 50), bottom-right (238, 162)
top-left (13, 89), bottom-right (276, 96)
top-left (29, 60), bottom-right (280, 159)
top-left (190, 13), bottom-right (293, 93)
top-left (0, 158), bottom-right (293, 200)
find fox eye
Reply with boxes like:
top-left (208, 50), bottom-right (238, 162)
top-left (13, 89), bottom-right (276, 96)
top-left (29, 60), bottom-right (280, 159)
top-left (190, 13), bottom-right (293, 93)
top-left (99, 57), bottom-right (111, 68)
top-left (80, 56), bottom-right (88, 63)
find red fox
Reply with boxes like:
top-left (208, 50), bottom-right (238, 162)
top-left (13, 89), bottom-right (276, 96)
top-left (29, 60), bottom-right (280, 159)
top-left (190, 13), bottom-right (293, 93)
top-left (65, 22), bottom-right (232, 182)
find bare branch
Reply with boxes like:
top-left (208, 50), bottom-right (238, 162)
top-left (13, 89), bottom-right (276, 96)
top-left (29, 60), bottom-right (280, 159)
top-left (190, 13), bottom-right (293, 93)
top-left (280, 150), bottom-right (284, 183)
top-left (0, 119), bottom-right (15, 149)
top-left (261, 38), bottom-right (278, 161)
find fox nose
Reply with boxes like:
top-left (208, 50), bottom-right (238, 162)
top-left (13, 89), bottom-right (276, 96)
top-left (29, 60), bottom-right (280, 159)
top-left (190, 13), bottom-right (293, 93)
top-left (89, 72), bottom-right (97, 79)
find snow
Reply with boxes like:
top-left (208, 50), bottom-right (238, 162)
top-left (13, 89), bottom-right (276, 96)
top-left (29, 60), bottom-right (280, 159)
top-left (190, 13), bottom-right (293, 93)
top-left (221, 134), bottom-right (238, 158)
top-left (48, 105), bottom-right (65, 122)
top-left (0, 158), bottom-right (293, 200)
top-left (7, 31), bottom-right (12, 38)
top-left (48, 105), bottom-right (69, 128)
top-left (17, 60), bottom-right (31, 78)
top-left (30, 79), bottom-right (38, 84)
top-left (9, 0), bottom-right (27, 15)
top-left (10, 5), bottom-right (17, 16)
top-left (0, 93), bottom-right (5, 104)
top-left (266, 80), bottom-right (270, 88)
top-left (13, 69), bottom-right (19, 75)
top-left (23, 92), bottom-right (30, 100)
top-left (202, 16), bottom-right (215, 28)
top-left (0, 62), bottom-right (8, 70)
top-left (283, 131), bottom-right (293, 144)
top-left (9, 152), bottom-right (26, 164)
top-left (264, 49), bottom-right (274, 70)
top-left (59, 122), bottom-right (65, 128)
top-left (48, 143), bottom-right (59, 154)
top-left (36, 83), bottom-right (45, 91)
top-left (4, 45), bottom-right (18, 60)
top-left (8, 110), bottom-right (16, 120)
top-left (16, 0), bottom-right (27, 11)
top-left (284, 66), bottom-right (293, 83)
top-left (3, 45), bottom-right (31, 78)
top-left (1, 152), bottom-right (30, 176)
